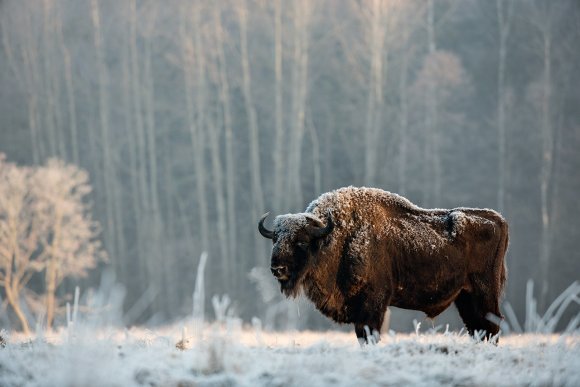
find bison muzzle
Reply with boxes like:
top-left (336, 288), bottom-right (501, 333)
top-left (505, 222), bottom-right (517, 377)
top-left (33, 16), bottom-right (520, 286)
top-left (258, 187), bottom-right (509, 344)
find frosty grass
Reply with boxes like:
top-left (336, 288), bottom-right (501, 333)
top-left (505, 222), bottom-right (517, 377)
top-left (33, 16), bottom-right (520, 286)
top-left (1, 325), bottom-right (578, 387)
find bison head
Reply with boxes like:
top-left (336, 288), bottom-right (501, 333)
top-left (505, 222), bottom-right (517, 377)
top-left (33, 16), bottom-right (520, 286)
top-left (258, 211), bottom-right (334, 296)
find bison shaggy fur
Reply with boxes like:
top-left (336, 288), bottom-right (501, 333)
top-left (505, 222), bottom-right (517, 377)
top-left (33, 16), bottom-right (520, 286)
top-left (259, 187), bottom-right (509, 344)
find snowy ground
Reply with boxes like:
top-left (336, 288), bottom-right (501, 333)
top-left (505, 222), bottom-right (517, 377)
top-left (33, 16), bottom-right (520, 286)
top-left (1, 324), bottom-right (579, 387)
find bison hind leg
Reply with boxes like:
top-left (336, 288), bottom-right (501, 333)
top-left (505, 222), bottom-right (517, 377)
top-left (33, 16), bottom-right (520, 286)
top-left (454, 290), bottom-right (502, 342)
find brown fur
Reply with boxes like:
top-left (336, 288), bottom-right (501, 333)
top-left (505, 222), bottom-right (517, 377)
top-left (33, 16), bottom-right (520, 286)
top-left (261, 187), bottom-right (509, 343)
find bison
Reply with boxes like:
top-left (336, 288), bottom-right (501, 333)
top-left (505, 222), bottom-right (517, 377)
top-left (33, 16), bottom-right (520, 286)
top-left (258, 186), bottom-right (508, 344)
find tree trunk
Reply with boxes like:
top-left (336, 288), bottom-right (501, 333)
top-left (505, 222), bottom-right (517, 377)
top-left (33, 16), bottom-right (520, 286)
top-left (205, 23), bottom-right (228, 291)
top-left (161, 131), bottom-right (178, 314)
top-left (91, 0), bottom-right (117, 270)
top-left (273, 0), bottom-right (285, 211)
top-left (2, 11), bottom-right (42, 164)
top-left (142, 5), bottom-right (164, 314)
top-left (425, 0), bottom-right (440, 205)
top-left (538, 26), bottom-right (553, 311)
top-left (214, 8), bottom-right (237, 288)
top-left (121, 4), bottom-right (139, 284)
top-left (238, 0), bottom-right (266, 263)
top-left (50, 0), bottom-right (66, 160)
top-left (42, 0), bottom-right (58, 158)
top-left (56, 0), bottom-right (79, 165)
top-left (496, 0), bottom-right (513, 214)
top-left (398, 43), bottom-right (410, 196)
top-left (3, 241), bottom-right (31, 335)
top-left (307, 113), bottom-right (321, 195)
top-left (364, 0), bottom-right (386, 186)
top-left (4, 283), bottom-right (30, 335)
top-left (45, 258), bottom-right (58, 330)
top-left (23, 12), bottom-right (44, 163)
top-left (45, 207), bottom-right (63, 330)
top-left (130, 0), bottom-right (153, 294)
top-left (286, 0), bottom-right (311, 211)
top-left (191, 3), bottom-right (210, 254)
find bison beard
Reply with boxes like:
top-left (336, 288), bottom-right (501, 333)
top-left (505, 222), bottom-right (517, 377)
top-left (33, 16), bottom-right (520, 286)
top-left (258, 187), bottom-right (509, 344)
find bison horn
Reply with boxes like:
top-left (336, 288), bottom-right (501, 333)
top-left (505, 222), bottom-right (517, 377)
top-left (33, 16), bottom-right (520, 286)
top-left (308, 210), bottom-right (334, 239)
top-left (258, 212), bottom-right (274, 239)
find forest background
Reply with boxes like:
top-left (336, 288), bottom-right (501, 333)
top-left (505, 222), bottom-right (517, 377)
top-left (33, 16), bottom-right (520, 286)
top-left (0, 0), bottom-right (579, 333)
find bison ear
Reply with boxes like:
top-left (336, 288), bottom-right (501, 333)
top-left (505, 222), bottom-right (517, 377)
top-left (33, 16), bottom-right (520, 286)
top-left (307, 210), bottom-right (334, 239)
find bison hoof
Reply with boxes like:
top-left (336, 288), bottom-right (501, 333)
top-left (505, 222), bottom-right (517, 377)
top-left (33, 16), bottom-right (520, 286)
top-left (356, 325), bottom-right (381, 346)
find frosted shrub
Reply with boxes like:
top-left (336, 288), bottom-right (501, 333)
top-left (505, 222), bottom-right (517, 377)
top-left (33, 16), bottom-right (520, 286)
top-left (501, 280), bottom-right (580, 334)
top-left (0, 155), bottom-right (105, 335)
top-left (192, 252), bottom-right (208, 340)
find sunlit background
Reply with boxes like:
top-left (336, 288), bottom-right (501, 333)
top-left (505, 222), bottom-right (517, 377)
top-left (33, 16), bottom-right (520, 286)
top-left (0, 0), bottom-right (579, 335)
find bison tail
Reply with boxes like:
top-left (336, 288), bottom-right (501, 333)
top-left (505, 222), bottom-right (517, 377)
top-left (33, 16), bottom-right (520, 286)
top-left (496, 217), bottom-right (509, 300)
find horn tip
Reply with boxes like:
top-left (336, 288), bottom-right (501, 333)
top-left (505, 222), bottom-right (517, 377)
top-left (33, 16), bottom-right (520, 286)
top-left (258, 212), bottom-right (274, 239)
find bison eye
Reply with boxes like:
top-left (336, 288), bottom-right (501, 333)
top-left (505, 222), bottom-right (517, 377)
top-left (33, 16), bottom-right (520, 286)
top-left (297, 241), bottom-right (309, 251)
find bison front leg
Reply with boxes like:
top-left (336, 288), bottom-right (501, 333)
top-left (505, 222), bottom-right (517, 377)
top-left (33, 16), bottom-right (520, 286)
top-left (354, 312), bottom-right (384, 346)
top-left (355, 323), bottom-right (380, 346)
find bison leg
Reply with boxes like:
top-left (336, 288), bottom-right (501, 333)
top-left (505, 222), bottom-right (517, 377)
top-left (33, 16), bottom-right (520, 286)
top-left (354, 323), bottom-right (380, 346)
top-left (454, 290), bottom-right (502, 341)
top-left (354, 313), bottom-right (384, 346)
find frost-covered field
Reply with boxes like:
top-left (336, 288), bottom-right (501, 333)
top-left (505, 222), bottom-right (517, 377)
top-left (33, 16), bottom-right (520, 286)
top-left (1, 325), bottom-right (579, 387)
top-left (2, 273), bottom-right (578, 386)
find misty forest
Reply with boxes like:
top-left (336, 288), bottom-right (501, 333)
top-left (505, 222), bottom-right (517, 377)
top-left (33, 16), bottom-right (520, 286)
top-left (1, 0), bottom-right (580, 342)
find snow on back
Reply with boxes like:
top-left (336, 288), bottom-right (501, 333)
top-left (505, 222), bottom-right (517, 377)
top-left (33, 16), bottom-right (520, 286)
top-left (305, 186), bottom-right (450, 257)
top-left (448, 210), bottom-right (467, 238)
top-left (306, 186), bottom-right (419, 216)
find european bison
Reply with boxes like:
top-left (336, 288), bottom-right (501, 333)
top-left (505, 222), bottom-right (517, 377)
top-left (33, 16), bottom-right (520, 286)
top-left (258, 187), bottom-right (508, 344)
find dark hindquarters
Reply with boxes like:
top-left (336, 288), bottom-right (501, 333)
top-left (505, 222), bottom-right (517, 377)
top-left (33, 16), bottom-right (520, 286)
top-left (455, 214), bottom-right (509, 341)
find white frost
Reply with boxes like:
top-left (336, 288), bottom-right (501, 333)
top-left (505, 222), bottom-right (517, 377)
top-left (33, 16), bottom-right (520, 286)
top-left (0, 327), bottom-right (578, 386)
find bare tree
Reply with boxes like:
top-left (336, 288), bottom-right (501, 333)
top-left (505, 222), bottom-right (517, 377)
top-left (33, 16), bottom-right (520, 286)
top-left (179, 2), bottom-right (209, 257)
top-left (410, 51), bottom-right (469, 201)
top-left (41, 0), bottom-right (59, 158)
top-left (90, 0), bottom-right (117, 269)
top-left (421, 0), bottom-right (459, 205)
top-left (363, 0), bottom-right (388, 186)
top-left (0, 156), bottom-right (104, 332)
top-left (424, 0), bottom-right (439, 205)
top-left (392, 0), bottom-right (423, 196)
top-left (0, 157), bottom-right (38, 334)
top-left (33, 159), bottom-right (105, 329)
top-left (129, 0), bottom-right (154, 288)
top-left (1, 5), bottom-right (42, 164)
top-left (238, 0), bottom-right (265, 263)
top-left (286, 0), bottom-right (312, 211)
top-left (191, 2), bottom-right (210, 255)
top-left (213, 5), bottom-right (237, 278)
top-left (272, 0), bottom-right (286, 211)
top-left (141, 2), bottom-right (166, 314)
top-left (496, 0), bottom-right (514, 213)
top-left (527, 0), bottom-right (556, 310)
top-left (55, 0), bottom-right (78, 165)
top-left (209, 6), bottom-right (231, 287)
